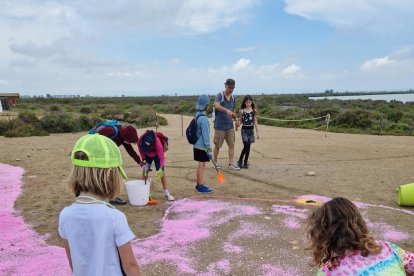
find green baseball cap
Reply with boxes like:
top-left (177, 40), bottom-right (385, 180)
top-left (71, 134), bottom-right (128, 179)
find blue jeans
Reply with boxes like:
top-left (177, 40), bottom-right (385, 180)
top-left (145, 156), bottom-right (162, 171)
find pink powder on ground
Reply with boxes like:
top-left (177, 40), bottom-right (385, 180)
top-left (272, 205), bottom-right (308, 219)
top-left (201, 259), bottom-right (231, 275)
top-left (223, 242), bottom-right (243, 254)
top-left (382, 230), bottom-right (409, 241)
top-left (229, 221), bottom-right (275, 240)
top-left (284, 217), bottom-right (302, 229)
top-left (0, 164), bottom-right (70, 275)
top-left (132, 199), bottom-right (262, 274)
top-left (261, 263), bottom-right (301, 276)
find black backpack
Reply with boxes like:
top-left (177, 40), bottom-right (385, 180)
top-left (186, 114), bottom-right (205, 144)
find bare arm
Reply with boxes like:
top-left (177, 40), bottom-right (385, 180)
top-left (119, 242), bottom-right (141, 276)
top-left (214, 102), bottom-right (235, 118)
top-left (236, 110), bottom-right (242, 128)
top-left (62, 239), bottom-right (73, 271)
top-left (254, 113), bottom-right (259, 139)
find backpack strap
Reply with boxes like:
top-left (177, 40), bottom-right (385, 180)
top-left (195, 113), bottom-right (206, 124)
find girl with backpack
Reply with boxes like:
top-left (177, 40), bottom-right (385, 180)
top-left (138, 130), bottom-right (175, 201)
top-left (59, 134), bottom-right (141, 275)
top-left (237, 95), bottom-right (259, 169)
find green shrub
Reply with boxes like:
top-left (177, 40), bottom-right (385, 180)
top-left (0, 120), bottom-right (10, 135)
top-left (80, 106), bottom-right (92, 114)
top-left (49, 104), bottom-right (62, 112)
top-left (77, 115), bottom-right (94, 131)
top-left (101, 107), bottom-right (123, 119)
top-left (4, 124), bottom-right (49, 137)
top-left (335, 109), bottom-right (373, 128)
top-left (18, 110), bottom-right (41, 126)
top-left (41, 113), bottom-right (76, 133)
top-left (387, 110), bottom-right (404, 122)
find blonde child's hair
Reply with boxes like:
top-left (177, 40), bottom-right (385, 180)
top-left (69, 151), bottom-right (123, 199)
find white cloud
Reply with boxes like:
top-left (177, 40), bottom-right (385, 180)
top-left (66, 0), bottom-right (260, 34)
top-left (106, 70), bottom-right (147, 79)
top-left (319, 73), bottom-right (337, 81)
top-left (281, 64), bottom-right (301, 77)
top-left (0, 79), bottom-right (10, 86)
top-left (235, 46), bottom-right (258, 53)
top-left (360, 56), bottom-right (395, 71)
top-left (233, 58), bottom-right (251, 71)
top-left (255, 63), bottom-right (279, 76)
top-left (283, 0), bottom-right (414, 34)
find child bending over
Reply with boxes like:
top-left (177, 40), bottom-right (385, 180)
top-left (138, 131), bottom-right (174, 201)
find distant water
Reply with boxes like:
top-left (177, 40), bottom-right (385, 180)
top-left (309, 93), bottom-right (414, 103)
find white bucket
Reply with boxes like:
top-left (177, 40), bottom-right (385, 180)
top-left (125, 179), bottom-right (151, 206)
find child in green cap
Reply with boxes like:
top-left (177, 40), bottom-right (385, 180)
top-left (59, 134), bottom-right (141, 276)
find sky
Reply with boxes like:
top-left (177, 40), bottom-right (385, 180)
top-left (0, 0), bottom-right (414, 97)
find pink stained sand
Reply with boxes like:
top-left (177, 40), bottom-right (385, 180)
top-left (272, 205), bottom-right (308, 219)
top-left (229, 221), bottom-right (275, 241)
top-left (382, 230), bottom-right (409, 241)
top-left (365, 218), bottom-right (410, 242)
top-left (201, 259), bottom-right (232, 275)
top-left (261, 263), bottom-right (301, 276)
top-left (284, 217), bottom-right (301, 229)
top-left (223, 242), bottom-right (243, 254)
top-left (0, 163), bottom-right (71, 275)
top-left (132, 199), bottom-right (263, 273)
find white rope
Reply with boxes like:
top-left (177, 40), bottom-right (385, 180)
top-left (257, 115), bottom-right (328, 122)
top-left (312, 125), bottom-right (327, 130)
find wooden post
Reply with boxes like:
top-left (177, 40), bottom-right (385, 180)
top-left (181, 115), bottom-right (184, 136)
top-left (155, 113), bottom-right (158, 132)
top-left (325, 114), bottom-right (330, 138)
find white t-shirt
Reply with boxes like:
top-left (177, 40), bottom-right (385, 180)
top-left (59, 203), bottom-right (135, 276)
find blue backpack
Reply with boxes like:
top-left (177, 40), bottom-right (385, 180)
top-left (186, 114), bottom-right (205, 144)
top-left (89, 120), bottom-right (119, 139)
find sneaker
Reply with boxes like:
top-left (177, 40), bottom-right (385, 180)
top-left (237, 160), bottom-right (243, 169)
top-left (109, 197), bottom-right (127, 205)
top-left (195, 184), bottom-right (212, 193)
top-left (164, 193), bottom-right (175, 201)
top-left (228, 164), bottom-right (240, 171)
top-left (243, 161), bottom-right (249, 169)
top-left (213, 161), bottom-right (221, 170)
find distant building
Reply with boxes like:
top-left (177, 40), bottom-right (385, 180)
top-left (0, 92), bottom-right (20, 112)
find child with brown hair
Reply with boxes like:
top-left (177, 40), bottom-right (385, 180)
top-left (307, 197), bottom-right (414, 275)
top-left (237, 95), bottom-right (259, 169)
top-left (59, 134), bottom-right (141, 276)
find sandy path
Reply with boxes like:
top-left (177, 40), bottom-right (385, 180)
top-left (1, 114), bottom-right (414, 274)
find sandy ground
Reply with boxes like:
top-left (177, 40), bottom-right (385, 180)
top-left (1, 113), bottom-right (414, 275)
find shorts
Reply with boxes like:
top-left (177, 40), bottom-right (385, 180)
top-left (241, 126), bottom-right (255, 144)
top-left (213, 129), bottom-right (235, 149)
top-left (145, 156), bottom-right (162, 171)
top-left (193, 148), bottom-right (209, 162)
